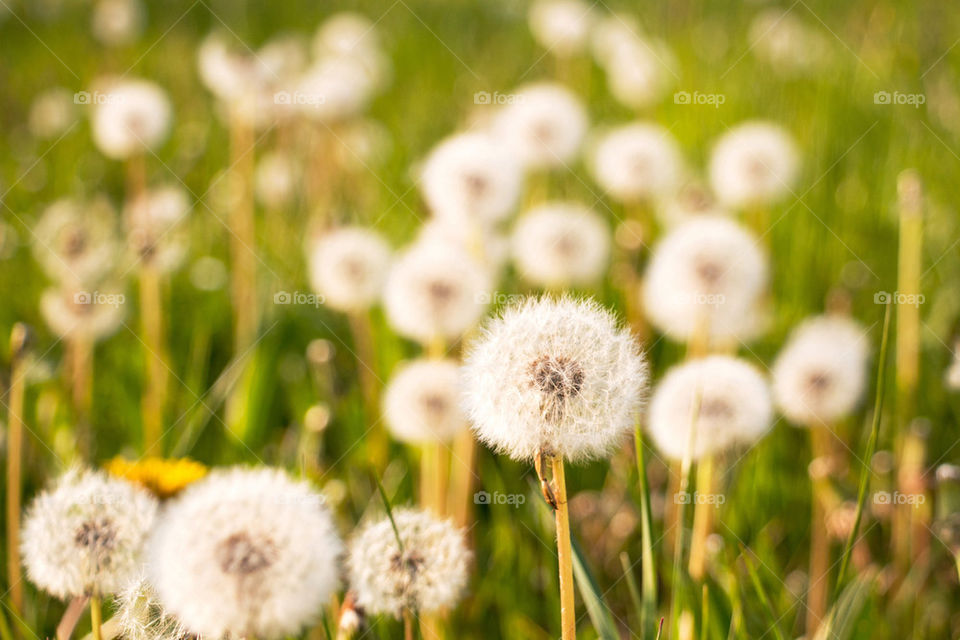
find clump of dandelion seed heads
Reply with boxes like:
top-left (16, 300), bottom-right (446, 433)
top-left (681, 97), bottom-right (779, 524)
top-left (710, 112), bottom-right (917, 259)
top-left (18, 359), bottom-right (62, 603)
top-left (383, 241), bottom-right (492, 344)
top-left (348, 508), bottom-right (470, 618)
top-left (642, 215), bottom-right (768, 342)
top-left (510, 201), bottom-right (610, 288)
top-left (384, 358), bottom-right (468, 444)
top-left (307, 226), bottom-right (392, 313)
top-left (646, 356), bottom-right (773, 461)
top-left (148, 467), bottom-right (342, 640)
top-left (419, 131), bottom-right (522, 227)
top-left (462, 295), bottom-right (648, 463)
top-left (21, 468), bottom-right (158, 600)
top-left (708, 121), bottom-right (799, 209)
top-left (590, 122), bottom-right (684, 203)
top-left (491, 82), bottom-right (588, 170)
top-left (90, 79), bottom-right (172, 160)
top-left (772, 315), bottom-right (869, 427)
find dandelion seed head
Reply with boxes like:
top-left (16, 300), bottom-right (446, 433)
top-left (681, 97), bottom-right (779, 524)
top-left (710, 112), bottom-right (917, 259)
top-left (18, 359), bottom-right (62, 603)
top-left (383, 241), bottom-right (491, 344)
top-left (21, 468), bottom-right (158, 600)
top-left (462, 296), bottom-right (648, 463)
top-left (148, 467), bottom-right (342, 639)
top-left (528, 0), bottom-right (595, 57)
top-left (415, 219), bottom-right (510, 271)
top-left (40, 285), bottom-right (126, 341)
top-left (420, 131), bottom-right (522, 226)
top-left (384, 358), bottom-right (468, 444)
top-left (28, 88), bottom-right (77, 140)
top-left (296, 56), bottom-right (378, 122)
top-left (772, 315), bottom-right (869, 426)
top-left (116, 575), bottom-right (191, 640)
top-left (708, 121), bottom-right (799, 209)
top-left (510, 202), bottom-right (610, 288)
top-left (125, 186), bottom-right (190, 272)
top-left (307, 226), bottom-right (392, 313)
top-left (92, 0), bottom-right (144, 47)
top-left (642, 216), bottom-right (767, 342)
top-left (491, 83), bottom-right (588, 170)
top-left (91, 79), bottom-right (172, 160)
top-left (589, 123), bottom-right (684, 203)
top-left (348, 509), bottom-right (470, 617)
top-left (255, 151), bottom-right (299, 209)
top-left (34, 196), bottom-right (118, 287)
top-left (646, 356), bottom-right (773, 461)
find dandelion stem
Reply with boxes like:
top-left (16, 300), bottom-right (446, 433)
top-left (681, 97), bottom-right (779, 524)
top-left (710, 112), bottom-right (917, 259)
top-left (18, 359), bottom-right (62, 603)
top-left (139, 263), bottom-right (167, 454)
top-left (89, 596), bottom-right (103, 640)
top-left (402, 609), bottom-right (414, 640)
top-left (806, 426), bottom-right (833, 634)
top-left (348, 311), bottom-right (386, 467)
top-left (228, 104), bottom-right (258, 353)
top-left (448, 430), bottom-right (477, 527)
top-left (6, 324), bottom-right (28, 625)
top-left (688, 454), bottom-right (716, 580)
top-left (550, 455), bottom-right (577, 640)
top-left (68, 334), bottom-right (94, 456)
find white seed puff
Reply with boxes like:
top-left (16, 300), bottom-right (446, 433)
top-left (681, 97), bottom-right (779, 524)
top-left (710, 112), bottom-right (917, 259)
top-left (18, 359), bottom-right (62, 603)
top-left (510, 201), bottom-right (610, 288)
top-left (384, 358), bottom-right (468, 444)
top-left (491, 83), bottom-right (588, 170)
top-left (348, 508), bottom-right (470, 617)
top-left (307, 226), bottom-right (392, 313)
top-left (383, 241), bottom-right (492, 344)
top-left (40, 285), bottom-right (126, 341)
top-left (772, 315), bottom-right (870, 427)
top-left (148, 467), bottom-right (342, 640)
top-left (90, 79), bottom-right (172, 160)
top-left (21, 468), bottom-right (158, 600)
top-left (116, 575), bottom-right (190, 640)
top-left (708, 121), bottom-right (799, 209)
top-left (419, 131), bottom-right (522, 227)
top-left (589, 123), bottom-right (684, 203)
top-left (646, 356), bottom-right (773, 462)
top-left (462, 296), bottom-right (648, 463)
top-left (528, 0), bottom-right (595, 57)
top-left (33, 196), bottom-right (118, 287)
top-left (642, 215), bottom-right (768, 342)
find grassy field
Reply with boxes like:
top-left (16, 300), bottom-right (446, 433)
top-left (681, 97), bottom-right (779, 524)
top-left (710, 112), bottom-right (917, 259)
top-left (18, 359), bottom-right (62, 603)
top-left (2, 0), bottom-right (960, 638)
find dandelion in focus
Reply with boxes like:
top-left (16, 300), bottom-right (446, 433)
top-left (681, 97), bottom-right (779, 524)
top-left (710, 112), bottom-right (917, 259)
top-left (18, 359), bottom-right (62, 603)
top-left (115, 575), bottom-right (190, 640)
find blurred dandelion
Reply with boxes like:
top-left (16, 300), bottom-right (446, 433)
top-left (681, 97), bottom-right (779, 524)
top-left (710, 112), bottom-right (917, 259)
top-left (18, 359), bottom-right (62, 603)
top-left (90, 79), bottom-right (171, 161)
top-left (589, 122), bottom-right (684, 205)
top-left (708, 121), bottom-right (799, 211)
top-left (528, 0), bottom-right (595, 58)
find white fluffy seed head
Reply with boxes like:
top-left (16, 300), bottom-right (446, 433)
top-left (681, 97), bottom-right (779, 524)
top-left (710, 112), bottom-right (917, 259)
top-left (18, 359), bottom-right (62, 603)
top-left (40, 285), bottom-right (126, 341)
top-left (348, 509), bottom-right (470, 617)
top-left (383, 241), bottom-right (492, 344)
top-left (656, 181), bottom-right (729, 228)
top-left (591, 18), bottom-right (674, 110)
top-left (708, 121), bottom-right (800, 209)
top-left (295, 56), bottom-right (378, 122)
top-left (646, 356), bottom-right (773, 461)
top-left (34, 196), bottom-right (118, 287)
top-left (462, 295), bottom-right (648, 463)
top-left (528, 0), bottom-right (595, 57)
top-left (116, 575), bottom-right (190, 640)
top-left (749, 9), bottom-right (828, 75)
top-left (491, 83), bottom-right (588, 170)
top-left (415, 219), bottom-right (510, 271)
top-left (510, 202), bottom-right (610, 288)
top-left (772, 316), bottom-right (870, 427)
top-left (419, 131), bottom-right (522, 227)
top-left (21, 468), bottom-right (158, 600)
top-left (148, 467), bottom-right (342, 640)
top-left (642, 216), bottom-right (768, 342)
top-left (312, 12), bottom-right (389, 88)
top-left (384, 358), bottom-right (468, 444)
top-left (90, 79), bottom-right (171, 160)
top-left (589, 123), bottom-right (684, 203)
top-left (255, 151), bottom-right (299, 209)
top-left (307, 226), bottom-right (392, 313)
top-left (91, 0), bottom-right (144, 46)
top-left (29, 87), bottom-right (78, 140)
top-left (125, 185), bottom-right (191, 273)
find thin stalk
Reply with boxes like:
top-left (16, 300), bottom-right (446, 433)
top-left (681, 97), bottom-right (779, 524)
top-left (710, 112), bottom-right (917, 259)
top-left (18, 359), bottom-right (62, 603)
top-left (893, 170), bottom-right (922, 569)
top-left (89, 597), bottom-right (102, 640)
top-left (448, 429), bottom-right (477, 528)
top-left (806, 426), bottom-right (833, 634)
top-left (139, 263), bottom-right (166, 454)
top-left (6, 324), bottom-right (28, 623)
top-left (551, 456), bottom-right (576, 640)
top-left (229, 104), bottom-right (258, 352)
top-left (835, 301), bottom-right (892, 589)
top-left (403, 609), bottom-right (414, 640)
top-left (68, 334), bottom-right (93, 456)
top-left (633, 427), bottom-right (658, 635)
top-left (669, 391), bottom-right (701, 640)
top-left (688, 454), bottom-right (716, 580)
top-left (348, 311), bottom-right (386, 467)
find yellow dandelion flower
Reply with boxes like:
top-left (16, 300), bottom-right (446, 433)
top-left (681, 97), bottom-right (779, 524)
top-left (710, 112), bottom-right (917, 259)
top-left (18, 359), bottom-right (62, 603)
top-left (106, 457), bottom-right (208, 498)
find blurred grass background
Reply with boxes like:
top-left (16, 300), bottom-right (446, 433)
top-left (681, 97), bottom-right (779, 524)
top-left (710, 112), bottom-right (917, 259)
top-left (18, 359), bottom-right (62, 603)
top-left (2, 0), bottom-right (960, 638)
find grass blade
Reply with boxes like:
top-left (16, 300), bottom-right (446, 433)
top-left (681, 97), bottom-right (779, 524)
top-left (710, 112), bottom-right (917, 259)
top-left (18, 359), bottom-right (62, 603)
top-left (740, 547), bottom-right (786, 640)
top-left (835, 301), bottom-right (892, 590)
top-left (571, 536), bottom-right (619, 640)
top-left (814, 570), bottom-right (876, 640)
top-left (634, 427), bottom-right (659, 637)
top-left (619, 551), bottom-right (644, 630)
top-left (374, 474), bottom-right (404, 553)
